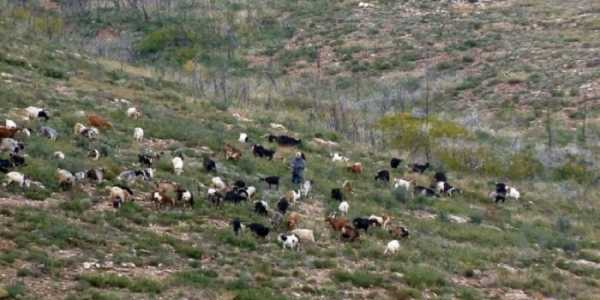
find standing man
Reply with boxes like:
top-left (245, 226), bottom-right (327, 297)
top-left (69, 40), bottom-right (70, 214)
top-left (291, 152), bottom-right (305, 185)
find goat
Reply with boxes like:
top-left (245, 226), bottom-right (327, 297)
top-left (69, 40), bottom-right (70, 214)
top-left (0, 138), bottom-right (24, 154)
top-left (4, 171), bottom-right (30, 188)
top-left (434, 172), bottom-right (447, 183)
top-left (375, 170), bottom-right (390, 183)
top-left (414, 186), bottom-right (438, 197)
top-left (412, 162), bottom-right (430, 174)
top-left (25, 106), bottom-right (49, 121)
top-left (338, 201), bottom-right (349, 216)
top-left (278, 234), bottom-right (299, 251)
top-left (0, 127), bottom-right (19, 139)
top-left (390, 158), bottom-right (402, 169)
top-left (254, 200), bottom-right (269, 216)
top-left (300, 180), bottom-right (312, 198)
top-left (268, 134), bottom-right (301, 147)
top-left (286, 212), bottom-right (301, 230)
top-left (343, 180), bottom-right (353, 194)
top-left (384, 240), bottom-right (401, 255)
top-left (285, 190), bottom-right (301, 204)
top-left (172, 155), bottom-right (184, 175)
top-left (331, 152), bottom-right (350, 163)
top-left (224, 189), bottom-right (247, 204)
top-left (277, 198), bottom-right (289, 215)
top-left (176, 188), bottom-right (194, 209)
top-left (246, 223), bottom-right (270, 238)
top-left (87, 114), bottom-right (112, 129)
top-left (40, 126), bottom-right (58, 141)
top-left (108, 185), bottom-right (133, 208)
top-left (233, 180), bottom-right (246, 189)
top-left (291, 229), bottom-right (315, 243)
top-left (57, 168), bottom-right (75, 190)
top-left (85, 168), bottom-right (104, 183)
top-left (9, 153), bottom-right (25, 167)
top-left (211, 177), bottom-right (227, 191)
top-left (353, 217), bottom-right (373, 232)
top-left (269, 123), bottom-right (286, 130)
top-left (231, 218), bottom-right (242, 235)
top-left (331, 188), bottom-right (343, 201)
top-left (260, 176), bottom-right (279, 190)
top-left (325, 215), bottom-right (349, 231)
top-left (207, 188), bottom-right (223, 206)
top-left (5, 120), bottom-right (17, 129)
top-left (341, 225), bottom-right (360, 242)
top-left (393, 178), bottom-right (412, 191)
top-left (252, 144), bottom-right (275, 160)
top-left (133, 128), bottom-right (144, 142)
top-left (388, 226), bottom-right (410, 239)
top-left (369, 215), bottom-right (391, 230)
top-left (138, 152), bottom-right (160, 167)
top-left (88, 149), bottom-right (101, 160)
top-left (152, 191), bottom-right (176, 209)
top-left (54, 151), bottom-right (65, 160)
top-left (348, 162), bottom-right (363, 174)
top-left (223, 144), bottom-right (242, 160)
top-left (0, 158), bottom-right (14, 173)
top-left (239, 133), bottom-right (249, 143)
top-left (127, 107), bottom-right (142, 119)
top-left (203, 156), bottom-right (216, 172)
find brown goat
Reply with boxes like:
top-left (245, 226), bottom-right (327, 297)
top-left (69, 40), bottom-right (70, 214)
top-left (156, 181), bottom-right (178, 194)
top-left (341, 225), bottom-right (360, 242)
top-left (388, 225), bottom-right (410, 239)
top-left (223, 144), bottom-right (242, 160)
top-left (343, 180), bottom-right (352, 194)
top-left (0, 127), bottom-right (19, 139)
top-left (325, 215), bottom-right (349, 231)
top-left (152, 191), bottom-right (175, 209)
top-left (286, 212), bottom-right (301, 230)
top-left (347, 162), bottom-right (363, 174)
top-left (87, 114), bottom-right (112, 129)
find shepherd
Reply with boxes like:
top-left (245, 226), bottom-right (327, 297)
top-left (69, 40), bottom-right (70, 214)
top-left (290, 152), bottom-right (305, 185)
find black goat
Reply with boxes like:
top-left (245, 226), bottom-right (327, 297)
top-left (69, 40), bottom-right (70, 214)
top-left (375, 170), bottom-right (390, 183)
top-left (414, 186), bottom-right (438, 197)
top-left (252, 144), bottom-right (275, 160)
top-left (0, 159), bottom-right (14, 173)
top-left (224, 190), bottom-right (247, 203)
top-left (390, 158), bottom-right (402, 169)
top-left (254, 201), bottom-right (269, 216)
top-left (353, 217), bottom-right (373, 232)
top-left (277, 198), bottom-right (289, 215)
top-left (412, 162), bottom-right (430, 174)
top-left (247, 223), bottom-right (270, 238)
top-left (9, 154), bottom-right (25, 167)
top-left (138, 153), bottom-right (159, 167)
top-left (261, 176), bottom-right (279, 189)
top-left (203, 157), bottom-right (217, 172)
top-left (331, 188), bottom-right (343, 201)
top-left (434, 172), bottom-right (447, 183)
top-left (268, 134), bottom-right (302, 147)
top-left (231, 218), bottom-right (242, 235)
top-left (234, 180), bottom-right (246, 189)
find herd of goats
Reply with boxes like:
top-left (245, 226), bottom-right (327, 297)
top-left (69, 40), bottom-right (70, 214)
top-left (0, 105), bottom-right (522, 254)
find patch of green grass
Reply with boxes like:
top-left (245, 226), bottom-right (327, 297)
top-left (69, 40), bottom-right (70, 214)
top-left (332, 270), bottom-right (385, 288)
top-left (403, 264), bottom-right (446, 289)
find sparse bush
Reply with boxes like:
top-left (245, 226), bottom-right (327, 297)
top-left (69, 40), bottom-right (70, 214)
top-left (332, 270), bottom-right (385, 288)
top-left (403, 264), bottom-right (446, 289)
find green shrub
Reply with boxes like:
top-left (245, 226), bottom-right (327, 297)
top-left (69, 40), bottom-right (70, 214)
top-left (403, 264), bottom-right (446, 289)
top-left (332, 270), bottom-right (385, 288)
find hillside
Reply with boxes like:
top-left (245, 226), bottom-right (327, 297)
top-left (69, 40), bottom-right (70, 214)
top-left (0, 1), bottom-right (600, 300)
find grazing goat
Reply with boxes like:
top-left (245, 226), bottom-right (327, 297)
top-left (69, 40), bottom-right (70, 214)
top-left (239, 133), bottom-right (248, 143)
top-left (268, 134), bottom-right (301, 147)
top-left (224, 190), bottom-right (247, 204)
top-left (331, 153), bottom-right (350, 163)
top-left (390, 158), bottom-right (402, 169)
top-left (348, 162), bottom-right (363, 174)
top-left (176, 188), bottom-right (194, 208)
top-left (138, 152), bottom-right (160, 167)
top-left (369, 215), bottom-right (391, 230)
top-left (343, 180), bottom-right (353, 194)
top-left (87, 114), bottom-right (112, 129)
top-left (203, 156), bottom-right (216, 172)
top-left (278, 234), bottom-right (299, 251)
top-left (325, 215), bottom-right (349, 231)
top-left (414, 186), bottom-right (438, 197)
top-left (133, 128), bottom-right (144, 142)
top-left (246, 223), bottom-right (270, 238)
top-left (353, 217), bottom-right (373, 232)
top-left (412, 162), bottom-right (430, 174)
top-left (231, 218), bottom-right (242, 235)
top-left (254, 200), bottom-right (269, 216)
top-left (9, 154), bottom-right (25, 167)
top-left (338, 201), bottom-right (349, 216)
top-left (0, 138), bottom-right (24, 155)
top-left (57, 169), bottom-right (75, 190)
top-left (152, 191), bottom-right (176, 209)
top-left (393, 178), bottom-right (412, 191)
top-left (223, 144), bottom-right (242, 160)
top-left (0, 159), bottom-right (14, 173)
top-left (4, 171), bottom-right (30, 188)
top-left (207, 188), bottom-right (223, 206)
top-left (286, 190), bottom-right (301, 204)
top-left (384, 240), bottom-right (401, 255)
top-left (434, 172), bottom-right (447, 183)
top-left (252, 144), bottom-right (275, 160)
top-left (260, 176), bottom-right (279, 190)
top-left (286, 212), bottom-right (301, 230)
top-left (54, 151), bottom-right (65, 160)
top-left (234, 180), bottom-right (246, 189)
top-left (389, 226), bottom-right (410, 239)
top-left (127, 107), bottom-right (142, 119)
top-left (108, 185), bottom-right (133, 208)
top-left (25, 106), bottom-right (49, 121)
top-left (89, 149), bottom-right (101, 160)
top-left (331, 188), bottom-right (343, 201)
top-left (493, 183), bottom-right (520, 203)
top-left (211, 177), bottom-right (227, 191)
top-left (300, 180), bottom-right (312, 198)
top-left (0, 127), bottom-right (19, 139)
top-left (291, 229), bottom-right (315, 243)
top-left (40, 126), bottom-right (58, 141)
top-left (375, 170), bottom-right (390, 182)
top-left (118, 168), bottom-right (153, 182)
top-left (341, 225), bottom-right (360, 242)
top-left (277, 198), bottom-right (289, 215)
top-left (85, 168), bottom-right (104, 183)
top-left (5, 120), bottom-right (17, 129)
top-left (172, 155), bottom-right (184, 175)
top-left (270, 123), bottom-right (286, 130)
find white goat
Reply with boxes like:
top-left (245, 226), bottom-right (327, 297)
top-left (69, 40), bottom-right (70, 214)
top-left (338, 201), bottom-right (349, 216)
top-left (172, 156), bottom-right (184, 175)
top-left (384, 240), bottom-right (400, 255)
top-left (278, 234), bottom-right (299, 251)
top-left (133, 127), bottom-right (144, 142)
